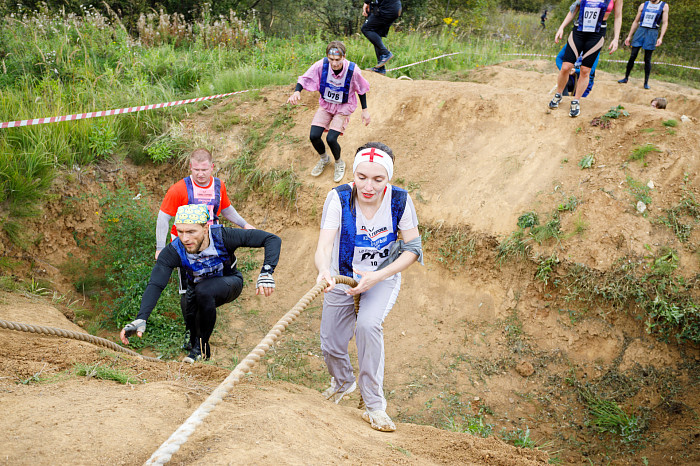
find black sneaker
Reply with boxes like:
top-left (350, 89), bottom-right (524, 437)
top-left (370, 66), bottom-right (386, 75)
top-left (569, 100), bottom-right (580, 118)
top-left (548, 93), bottom-right (562, 109)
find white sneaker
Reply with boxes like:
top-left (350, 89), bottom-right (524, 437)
top-left (321, 377), bottom-right (356, 404)
top-left (333, 160), bottom-right (346, 183)
top-left (311, 157), bottom-right (331, 177)
top-left (362, 409), bottom-right (396, 432)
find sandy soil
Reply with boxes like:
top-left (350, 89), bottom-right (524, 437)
top-left (1, 59), bottom-right (699, 465)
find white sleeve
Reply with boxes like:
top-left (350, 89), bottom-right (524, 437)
top-left (398, 194), bottom-right (419, 231)
top-left (320, 190), bottom-right (342, 230)
top-left (156, 210), bottom-right (173, 250)
top-left (220, 205), bottom-right (247, 228)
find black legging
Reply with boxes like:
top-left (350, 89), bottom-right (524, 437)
top-left (181, 272), bottom-right (243, 348)
top-left (310, 125), bottom-right (342, 161)
top-left (624, 46), bottom-right (654, 84)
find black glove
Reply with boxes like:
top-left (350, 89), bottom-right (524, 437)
top-left (123, 319), bottom-right (147, 337)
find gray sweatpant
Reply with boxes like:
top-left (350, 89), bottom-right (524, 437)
top-left (320, 275), bottom-right (401, 411)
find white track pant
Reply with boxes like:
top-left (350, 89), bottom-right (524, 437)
top-left (320, 275), bottom-right (401, 411)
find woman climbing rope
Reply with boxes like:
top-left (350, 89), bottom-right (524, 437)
top-left (287, 41), bottom-right (371, 183)
top-left (314, 141), bottom-right (422, 432)
top-left (548, 0), bottom-right (624, 117)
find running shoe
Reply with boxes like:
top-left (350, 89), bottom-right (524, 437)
top-left (322, 377), bottom-right (356, 404)
top-left (183, 347), bottom-right (202, 364)
top-left (376, 51), bottom-right (394, 67)
top-left (333, 160), bottom-right (346, 183)
top-left (362, 409), bottom-right (396, 432)
top-left (618, 78), bottom-right (628, 84)
top-left (644, 83), bottom-right (650, 90)
top-left (548, 93), bottom-right (562, 109)
top-left (310, 157), bottom-right (331, 177)
top-left (569, 100), bottom-right (580, 118)
top-left (370, 66), bottom-right (386, 75)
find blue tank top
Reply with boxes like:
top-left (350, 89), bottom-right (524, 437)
top-left (639, 1), bottom-right (664, 29)
top-left (319, 58), bottom-right (356, 105)
top-left (335, 184), bottom-right (407, 278)
top-left (172, 224), bottom-right (233, 283)
top-left (184, 176), bottom-right (221, 224)
top-left (577, 0), bottom-right (611, 33)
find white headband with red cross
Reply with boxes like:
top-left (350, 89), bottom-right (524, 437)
top-left (352, 147), bottom-right (393, 180)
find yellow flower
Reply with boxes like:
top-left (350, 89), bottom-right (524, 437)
top-left (443, 17), bottom-right (453, 26)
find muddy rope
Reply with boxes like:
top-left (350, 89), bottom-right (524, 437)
top-left (145, 276), bottom-right (358, 465)
top-left (0, 319), bottom-right (162, 362)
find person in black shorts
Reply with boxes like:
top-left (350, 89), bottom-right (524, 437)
top-left (617, 0), bottom-right (669, 89)
top-left (120, 204), bottom-right (281, 363)
top-left (541, 9), bottom-right (548, 30)
top-left (548, 0), bottom-right (623, 117)
top-left (361, 0), bottom-right (402, 75)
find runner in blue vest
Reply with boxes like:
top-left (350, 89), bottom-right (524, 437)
top-left (288, 41), bottom-right (370, 183)
top-left (548, 0), bottom-right (623, 117)
top-left (120, 204), bottom-right (281, 363)
top-left (617, 0), bottom-right (669, 89)
top-left (314, 142), bottom-right (423, 432)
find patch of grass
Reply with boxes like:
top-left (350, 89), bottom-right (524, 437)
top-left (656, 176), bottom-right (699, 242)
top-left (629, 143), bottom-right (661, 162)
top-left (406, 181), bottom-right (426, 203)
top-left (497, 229), bottom-right (530, 263)
top-left (578, 154), bottom-right (595, 169)
top-left (74, 362), bottom-right (141, 384)
top-left (536, 253), bottom-right (559, 286)
top-left (530, 214), bottom-right (562, 245)
top-left (571, 213), bottom-right (588, 236)
top-left (626, 175), bottom-right (652, 207)
top-left (2, 219), bottom-right (26, 249)
top-left (435, 392), bottom-right (494, 438)
top-left (575, 385), bottom-right (647, 444)
top-left (500, 426), bottom-right (539, 449)
top-left (264, 335), bottom-right (327, 388)
top-left (517, 211), bottom-right (539, 229)
top-left (557, 196), bottom-right (580, 212)
top-left (662, 119), bottom-right (678, 127)
top-left (438, 230), bottom-right (476, 270)
top-left (590, 105), bottom-right (629, 128)
top-left (640, 128), bottom-right (655, 133)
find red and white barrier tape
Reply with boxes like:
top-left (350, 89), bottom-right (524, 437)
top-left (502, 52), bottom-right (700, 70)
top-left (2, 51), bottom-right (696, 129)
top-left (0, 89), bottom-right (255, 129)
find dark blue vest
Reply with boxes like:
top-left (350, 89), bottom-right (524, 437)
top-left (640, 1), bottom-right (664, 29)
top-left (577, 0), bottom-right (611, 32)
top-left (184, 176), bottom-right (221, 224)
top-left (319, 58), bottom-right (356, 105)
top-left (172, 224), bottom-right (233, 283)
top-left (335, 184), bottom-right (407, 278)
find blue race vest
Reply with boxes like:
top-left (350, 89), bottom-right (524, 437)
top-left (640, 1), bottom-right (664, 29)
top-left (184, 176), bottom-right (221, 224)
top-left (335, 184), bottom-right (407, 278)
top-left (172, 224), bottom-right (233, 283)
top-left (577, 0), bottom-right (611, 33)
top-left (319, 58), bottom-right (356, 105)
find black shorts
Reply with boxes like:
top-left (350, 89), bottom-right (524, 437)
top-left (563, 25), bottom-right (607, 69)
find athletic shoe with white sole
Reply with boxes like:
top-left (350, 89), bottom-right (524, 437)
top-left (569, 99), bottom-right (580, 117)
top-left (376, 51), bottom-right (394, 67)
top-left (548, 93), bottom-right (562, 109)
top-left (322, 377), bottom-right (356, 404)
top-left (362, 409), bottom-right (396, 432)
top-left (311, 157), bottom-right (331, 177)
top-left (333, 160), bottom-right (346, 183)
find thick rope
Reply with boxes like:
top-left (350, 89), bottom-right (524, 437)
top-left (0, 319), bottom-right (161, 362)
top-left (145, 275), bottom-right (358, 465)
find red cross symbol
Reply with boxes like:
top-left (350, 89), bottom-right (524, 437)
top-left (363, 148), bottom-right (384, 162)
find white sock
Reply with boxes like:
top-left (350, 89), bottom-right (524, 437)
top-left (335, 159), bottom-right (344, 165)
top-left (320, 153), bottom-right (330, 163)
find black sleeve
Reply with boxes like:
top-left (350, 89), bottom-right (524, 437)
top-left (222, 227), bottom-right (282, 274)
top-left (136, 245), bottom-right (179, 321)
top-left (294, 83), bottom-right (303, 92)
top-left (358, 93), bottom-right (367, 109)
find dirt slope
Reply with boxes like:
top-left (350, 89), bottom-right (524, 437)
top-left (1, 59), bottom-right (699, 465)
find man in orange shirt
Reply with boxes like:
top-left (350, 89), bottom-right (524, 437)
top-left (156, 148), bottom-right (254, 260)
top-left (156, 148), bottom-right (255, 350)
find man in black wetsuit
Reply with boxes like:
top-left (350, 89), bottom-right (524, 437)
top-left (120, 204), bottom-right (281, 363)
top-left (361, 0), bottom-right (402, 75)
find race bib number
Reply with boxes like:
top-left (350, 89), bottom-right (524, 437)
top-left (353, 247), bottom-right (390, 271)
top-left (323, 87), bottom-right (344, 104)
top-left (641, 12), bottom-right (656, 28)
top-left (581, 7), bottom-right (600, 32)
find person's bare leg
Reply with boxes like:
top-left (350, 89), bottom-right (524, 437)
top-left (557, 62), bottom-right (574, 94)
top-left (574, 66), bottom-right (591, 99)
